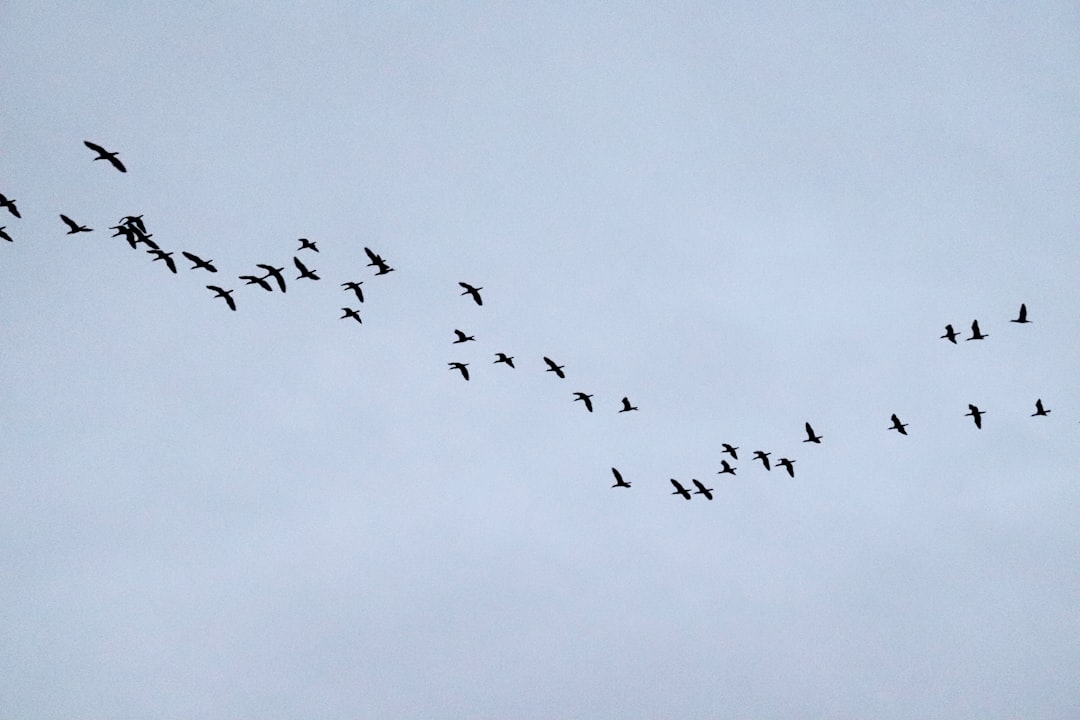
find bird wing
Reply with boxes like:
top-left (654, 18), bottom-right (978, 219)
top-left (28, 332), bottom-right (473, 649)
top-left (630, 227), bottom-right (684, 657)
top-left (107, 156), bottom-right (127, 172)
top-left (364, 247), bottom-right (382, 263)
top-left (60, 214), bottom-right (78, 231)
top-left (692, 479), bottom-right (708, 492)
top-left (584, 396), bottom-right (593, 412)
top-left (83, 140), bottom-right (107, 155)
top-left (611, 467), bottom-right (624, 484)
top-left (670, 479), bottom-right (687, 493)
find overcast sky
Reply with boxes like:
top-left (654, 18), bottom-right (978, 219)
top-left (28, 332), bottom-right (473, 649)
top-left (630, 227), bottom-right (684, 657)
top-left (2, 2), bottom-right (1078, 718)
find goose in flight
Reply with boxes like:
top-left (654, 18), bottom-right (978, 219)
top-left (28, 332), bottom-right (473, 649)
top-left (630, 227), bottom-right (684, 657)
top-left (965, 404), bottom-right (985, 429)
top-left (0, 193), bottom-right (21, 218)
top-left (83, 140), bottom-right (126, 172)
top-left (297, 238), bottom-right (318, 252)
top-left (940, 324), bottom-right (959, 344)
top-left (240, 274), bottom-right (273, 292)
top-left (341, 281), bottom-right (364, 303)
top-left (1010, 303), bottom-right (1031, 324)
top-left (364, 246), bottom-right (394, 275)
top-left (1031, 398), bottom-right (1050, 417)
top-left (494, 353), bottom-right (515, 368)
top-left (119, 215), bottom-right (146, 232)
top-left (147, 248), bottom-right (177, 273)
top-left (448, 362), bottom-right (470, 381)
top-left (670, 479), bottom-right (692, 500)
top-left (692, 479), bottom-right (714, 500)
top-left (721, 444), bottom-right (739, 460)
top-left (60, 214), bottom-right (92, 234)
top-left (888, 413), bottom-right (909, 435)
top-left (752, 451), bottom-right (771, 470)
top-left (0, 227), bottom-right (11, 242)
top-left (206, 285), bottom-right (236, 311)
top-left (459, 282), bottom-right (483, 306)
top-left (293, 256), bottom-right (319, 280)
top-left (573, 392), bottom-right (594, 412)
top-left (543, 356), bottom-right (566, 378)
top-left (803, 422), bottom-right (822, 443)
top-left (717, 460), bottom-right (736, 476)
top-left (182, 251), bottom-right (217, 272)
top-left (966, 320), bottom-right (988, 341)
top-left (776, 458), bottom-right (795, 478)
top-left (618, 397), bottom-right (639, 413)
top-left (256, 264), bottom-right (287, 292)
top-left (610, 467), bottom-right (631, 488)
top-left (341, 308), bottom-right (362, 324)
top-left (452, 329), bottom-right (476, 344)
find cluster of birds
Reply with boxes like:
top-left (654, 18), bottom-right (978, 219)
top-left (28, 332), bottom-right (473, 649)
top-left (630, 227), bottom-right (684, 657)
top-left (3, 141), bottom-right (1069, 502)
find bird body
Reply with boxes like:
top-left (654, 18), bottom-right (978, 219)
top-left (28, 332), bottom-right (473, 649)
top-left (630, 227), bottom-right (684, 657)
top-left (888, 413), bottom-right (909, 435)
top-left (453, 329), bottom-right (476, 344)
top-left (459, 282), bottom-right (483, 305)
top-left (670, 479), bottom-right (692, 500)
top-left (182, 251), bottom-right (218, 272)
top-left (966, 320), bottom-right (988, 341)
top-left (1031, 399), bottom-right (1050, 417)
top-left (206, 285), bottom-right (236, 311)
top-left (448, 362), bottom-right (470, 380)
top-left (83, 140), bottom-right (126, 172)
top-left (803, 422), bottom-right (822, 443)
top-left (543, 356), bottom-right (566, 378)
top-left (494, 353), bottom-right (515, 368)
top-left (610, 467), bottom-right (631, 488)
top-left (1010, 303), bottom-right (1031, 324)
top-left (692, 479), bottom-right (714, 500)
top-left (573, 392), bottom-right (594, 412)
top-left (965, 404), bottom-right (985, 429)
top-left (619, 397), bottom-right (639, 413)
top-left (60, 214), bottom-right (92, 234)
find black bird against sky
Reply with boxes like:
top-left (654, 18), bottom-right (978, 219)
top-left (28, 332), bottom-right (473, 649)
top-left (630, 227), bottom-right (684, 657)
top-left (573, 392), bottom-right (594, 413)
top-left (543, 356), bottom-right (566, 378)
top-left (0, 193), bottom-right (21, 218)
top-left (257, 264), bottom-right (287, 292)
top-left (182, 251), bottom-right (217, 272)
top-left (83, 140), bottom-right (127, 172)
top-left (610, 467), bottom-right (631, 488)
top-left (459, 282), bottom-right (483, 306)
top-left (60, 214), bottom-right (92, 234)
top-left (206, 285), bottom-right (236, 311)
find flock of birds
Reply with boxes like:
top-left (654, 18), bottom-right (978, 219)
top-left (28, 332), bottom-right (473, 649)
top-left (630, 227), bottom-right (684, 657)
top-left (3, 141), bottom-right (1068, 502)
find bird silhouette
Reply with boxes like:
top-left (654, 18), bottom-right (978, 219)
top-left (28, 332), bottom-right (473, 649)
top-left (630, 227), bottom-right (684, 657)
top-left (618, 397), bottom-right (639, 413)
top-left (182, 251), bottom-right (218, 272)
top-left (543, 356), bottom-right (566, 378)
top-left (341, 281), bottom-right (364, 303)
top-left (803, 422), bottom-right (822, 443)
top-left (494, 353), bottom-right (515, 368)
top-left (0, 227), bottom-right (11, 242)
top-left (240, 274), bottom-right (273, 291)
top-left (111, 225), bottom-right (137, 247)
top-left (341, 308), bottom-right (362, 324)
top-left (364, 247), bottom-right (394, 275)
top-left (125, 225), bottom-right (158, 249)
top-left (692, 479), bottom-right (714, 500)
top-left (717, 460), bottom-right (737, 475)
top-left (1010, 303), bottom-right (1031, 324)
top-left (206, 285), bottom-right (236, 311)
top-left (459, 282), bottom-right (483, 306)
top-left (965, 404), bottom-right (985, 429)
top-left (966, 320), bottom-right (988, 341)
top-left (453, 329), bottom-right (476, 344)
top-left (60, 215), bottom-right (92, 234)
top-left (610, 467), bottom-right (631, 488)
top-left (297, 238), bottom-right (318, 252)
top-left (83, 140), bottom-right (126, 172)
top-left (573, 392), bottom-right (594, 412)
top-left (293, 256), bottom-right (319, 280)
top-left (776, 458), bottom-right (796, 477)
top-left (888, 413), bottom-right (909, 435)
top-left (147, 248), bottom-right (177, 273)
top-left (256, 264), bottom-right (287, 292)
top-left (753, 451), bottom-right (771, 470)
top-left (0, 193), bottom-right (21, 218)
top-left (940, 324), bottom-right (959, 344)
top-left (670, 479), bottom-right (692, 500)
top-left (448, 362), bottom-right (470, 380)
top-left (721, 444), bottom-right (739, 460)
top-left (1031, 398), bottom-right (1050, 417)
top-left (119, 215), bottom-right (146, 233)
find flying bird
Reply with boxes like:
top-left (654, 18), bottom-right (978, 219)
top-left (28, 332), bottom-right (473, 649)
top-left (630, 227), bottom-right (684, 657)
top-left (752, 451), bottom-right (771, 470)
top-left (803, 422), bottom-right (822, 443)
top-left (543, 356), bottom-right (566, 378)
top-left (966, 320), bottom-right (988, 341)
top-left (256, 264), bottom-right (287, 292)
top-left (1010, 303), bottom-right (1031, 324)
top-left (341, 281), bottom-right (364, 303)
top-left (0, 227), bottom-right (11, 242)
top-left (206, 285), bottom-right (236, 311)
top-left (182, 251), bottom-right (218, 272)
top-left (494, 353), bottom-right (515, 368)
top-left (1031, 398), bottom-right (1050, 417)
top-left (119, 215), bottom-right (146, 233)
top-left (341, 308), bottom-right (362, 324)
top-left (293, 256), bottom-right (319, 280)
top-left (692, 479), bottom-right (714, 500)
top-left (60, 214), bottom-right (92, 234)
top-left (297, 238), bottom-right (318, 252)
top-left (83, 140), bottom-right (126, 172)
top-left (452, 329), bottom-right (476, 344)
top-left (147, 248), bottom-right (177, 273)
top-left (364, 247), bottom-right (394, 275)
top-left (240, 274), bottom-right (273, 291)
top-left (618, 397), bottom-right (639, 413)
top-left (111, 225), bottom-right (137, 247)
top-left (717, 460), bottom-right (736, 475)
top-left (965, 404), bottom-right (985, 429)
top-left (610, 467), bottom-right (631, 488)
top-left (776, 458), bottom-right (796, 478)
top-left (448, 362), bottom-right (470, 381)
top-left (459, 282), bottom-right (483, 306)
top-left (0, 193), bottom-right (21, 218)
top-left (670, 479), bottom-right (692, 500)
top-left (940, 324), bottom-right (959, 344)
top-left (721, 444), bottom-right (739, 460)
top-left (888, 413), bottom-right (909, 435)
top-left (573, 392), bottom-right (594, 412)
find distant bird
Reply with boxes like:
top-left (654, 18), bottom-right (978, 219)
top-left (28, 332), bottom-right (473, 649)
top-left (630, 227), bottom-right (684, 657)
top-left (940, 324), bottom-right (959, 344)
top-left (721, 443), bottom-right (739, 460)
top-left (573, 392), bottom-right (594, 412)
top-left (182, 251), bottom-right (218, 272)
top-left (297, 238), bottom-right (318, 252)
top-left (256, 264), bottom-right (287, 292)
top-left (494, 353), bottom-right (515, 368)
top-left (293, 256), bottom-right (319, 280)
top-left (610, 467), bottom-right (631, 488)
top-left (965, 403), bottom-right (985, 429)
top-left (803, 422), bottom-right (822, 443)
top-left (60, 214), bottom-right (92, 234)
top-left (692, 479), bottom-right (714, 500)
top-left (452, 329), bottom-right (476, 344)
top-left (670, 479), bottom-right (692, 500)
top-left (543, 356), bottom-right (566, 378)
top-left (752, 451), bottom-right (771, 470)
top-left (776, 458), bottom-right (796, 477)
top-left (1031, 398), bottom-right (1050, 417)
top-left (341, 308), bottom-right (362, 324)
top-left (83, 140), bottom-right (126, 172)
top-left (341, 281), bottom-right (364, 303)
top-left (0, 193), bottom-right (21, 218)
top-left (147, 248), bottom-right (177, 273)
top-left (0, 227), bottom-right (11, 242)
top-left (240, 274), bottom-right (273, 291)
top-left (119, 215), bottom-right (146, 233)
top-left (111, 225), bottom-right (136, 247)
top-left (364, 246), bottom-right (394, 275)
top-left (717, 460), bottom-right (736, 475)
top-left (448, 362), bottom-right (470, 380)
top-left (126, 225), bottom-right (158, 249)
top-left (618, 397), bottom-right (639, 413)
top-left (459, 282), bottom-right (483, 306)
top-left (966, 319), bottom-right (988, 341)
top-left (888, 413), bottom-right (909, 435)
top-left (1010, 303), bottom-right (1031, 324)
top-left (206, 285), bottom-right (236, 311)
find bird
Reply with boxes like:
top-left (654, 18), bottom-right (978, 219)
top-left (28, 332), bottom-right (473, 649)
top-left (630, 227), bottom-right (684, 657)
top-left (888, 413), bottom-right (909, 435)
top-left (125, 225), bottom-right (158, 249)
top-left (0, 193), bottom-right (21, 218)
top-left (297, 238), bottom-right (318, 252)
top-left (965, 404), bottom-right (985, 429)
top-left (256, 264), bottom-right (287, 292)
top-left (1010, 303), bottom-right (1031, 324)
top-left (494, 353), bottom-right (515, 368)
top-left (543, 356), bottom-right (566, 378)
top-left (341, 281), bottom-right (364, 303)
top-left (753, 451), bottom-right (771, 470)
top-left (721, 444), bottom-right (739, 460)
top-left (240, 274), bottom-right (273, 291)
top-left (1031, 399), bottom-right (1050, 417)
top-left (459, 282), bottom-right (483, 306)
top-left (364, 247), bottom-right (394, 275)
top-left (147, 248), bottom-right (177, 273)
top-left (940, 324), bottom-right (959, 344)
top-left (111, 225), bottom-right (137, 247)
top-left (803, 422), bottom-right (822, 443)
top-left (452, 329), bottom-right (476, 344)
top-left (610, 467), bottom-right (631, 488)
top-left (573, 392), bottom-right (594, 412)
top-left (776, 458), bottom-right (796, 477)
top-left (182, 251), bottom-right (217, 272)
top-left (0, 227), bottom-right (11, 242)
top-left (60, 214), bottom-right (92, 234)
top-left (966, 320), bottom-right (988, 341)
top-left (448, 362), bottom-right (470, 380)
top-left (293, 256), bottom-right (319, 280)
top-left (206, 285), bottom-right (236, 311)
top-left (618, 397), bottom-right (639, 413)
top-left (717, 460), bottom-right (736, 475)
top-left (118, 215), bottom-right (146, 233)
top-left (692, 479), bottom-right (714, 500)
top-left (341, 308), bottom-right (362, 324)
top-left (83, 140), bottom-right (126, 172)
top-left (670, 479), bottom-right (692, 500)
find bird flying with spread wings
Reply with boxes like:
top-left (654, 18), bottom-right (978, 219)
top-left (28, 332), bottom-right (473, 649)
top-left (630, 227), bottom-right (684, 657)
top-left (83, 140), bottom-right (127, 172)
top-left (459, 282), bottom-right (483, 306)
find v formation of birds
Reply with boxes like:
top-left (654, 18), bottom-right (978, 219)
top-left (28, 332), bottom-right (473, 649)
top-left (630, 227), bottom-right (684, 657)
top-left (3, 142), bottom-right (1067, 501)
